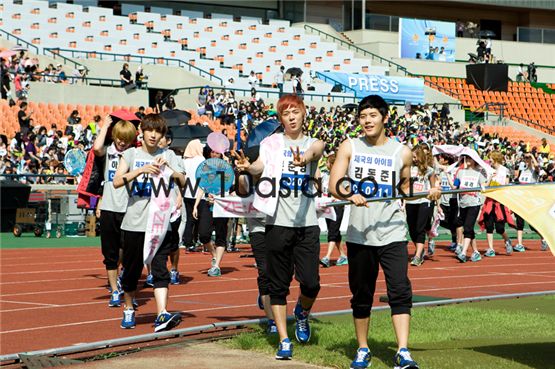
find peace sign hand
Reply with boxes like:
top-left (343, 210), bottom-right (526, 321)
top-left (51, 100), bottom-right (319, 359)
top-left (290, 146), bottom-right (306, 167)
top-left (232, 150), bottom-right (250, 172)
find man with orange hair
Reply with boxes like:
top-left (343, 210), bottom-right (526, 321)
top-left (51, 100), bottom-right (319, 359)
top-left (235, 94), bottom-right (325, 360)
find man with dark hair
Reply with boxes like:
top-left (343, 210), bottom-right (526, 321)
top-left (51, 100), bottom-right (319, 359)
top-left (329, 95), bottom-right (440, 369)
top-left (18, 102), bottom-right (33, 137)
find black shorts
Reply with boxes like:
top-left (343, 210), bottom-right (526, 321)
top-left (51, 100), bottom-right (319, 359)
top-left (99, 210), bottom-right (124, 270)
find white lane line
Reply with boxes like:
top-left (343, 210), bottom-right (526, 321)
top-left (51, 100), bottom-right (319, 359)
top-left (3, 284), bottom-right (555, 335)
top-left (0, 300), bottom-right (60, 307)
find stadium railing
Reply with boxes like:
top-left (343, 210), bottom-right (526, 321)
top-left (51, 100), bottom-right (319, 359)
top-left (45, 48), bottom-right (223, 85)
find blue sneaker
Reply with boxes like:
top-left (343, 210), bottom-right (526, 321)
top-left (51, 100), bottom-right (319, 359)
top-left (275, 338), bottom-right (292, 360)
top-left (144, 274), bottom-right (154, 288)
top-left (456, 252), bottom-right (467, 263)
top-left (257, 294), bottom-right (264, 310)
top-left (294, 301), bottom-right (311, 343)
top-left (108, 289), bottom-right (121, 307)
top-left (447, 242), bottom-right (458, 251)
top-left (541, 240), bottom-right (548, 251)
top-left (350, 347), bottom-right (371, 369)
top-left (394, 348), bottom-right (419, 369)
top-left (154, 311), bottom-right (181, 332)
top-left (319, 257), bottom-right (330, 268)
top-left (336, 256), bottom-right (349, 266)
top-left (170, 269), bottom-right (180, 285)
top-left (470, 251), bottom-right (482, 262)
top-left (513, 244), bottom-right (525, 253)
top-left (484, 249), bottom-right (496, 257)
top-left (267, 319), bottom-right (278, 334)
top-left (207, 266), bottom-right (221, 277)
top-left (120, 308), bottom-right (135, 329)
top-left (507, 241), bottom-right (516, 254)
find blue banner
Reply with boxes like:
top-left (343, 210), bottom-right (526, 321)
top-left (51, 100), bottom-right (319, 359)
top-left (399, 18), bottom-right (456, 62)
top-left (319, 72), bottom-right (424, 104)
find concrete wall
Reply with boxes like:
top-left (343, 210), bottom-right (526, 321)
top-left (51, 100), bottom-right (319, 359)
top-left (27, 82), bottom-right (148, 106)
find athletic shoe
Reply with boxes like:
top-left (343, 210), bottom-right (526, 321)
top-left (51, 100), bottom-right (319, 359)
top-left (514, 244), bottom-right (525, 252)
top-left (178, 242), bottom-right (186, 249)
top-left (170, 269), bottom-right (180, 285)
top-left (275, 338), bottom-right (292, 360)
top-left (484, 249), bottom-right (496, 257)
top-left (294, 301), bottom-right (311, 343)
top-left (541, 240), bottom-right (549, 251)
top-left (120, 308), bottom-right (135, 329)
top-left (132, 298), bottom-right (139, 309)
top-left (257, 294), bottom-right (264, 310)
top-left (108, 289), bottom-right (121, 307)
top-left (410, 256), bottom-right (423, 266)
top-left (427, 240), bottom-right (435, 256)
top-left (319, 257), bottom-right (331, 268)
top-left (470, 251), bottom-right (482, 262)
top-left (154, 311), bottom-right (181, 332)
top-left (447, 242), bottom-right (458, 251)
top-left (336, 256), bottom-right (349, 266)
top-left (454, 245), bottom-right (462, 255)
top-left (207, 266), bottom-right (221, 277)
top-left (350, 347), bottom-right (371, 369)
top-left (267, 319), bottom-right (278, 334)
top-left (143, 274), bottom-right (154, 288)
top-left (506, 240), bottom-right (514, 254)
top-left (394, 348), bottom-right (419, 369)
top-left (456, 252), bottom-right (467, 263)
top-left (186, 245), bottom-right (197, 252)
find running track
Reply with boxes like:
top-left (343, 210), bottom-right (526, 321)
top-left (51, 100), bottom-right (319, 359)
top-left (1, 240), bottom-right (554, 356)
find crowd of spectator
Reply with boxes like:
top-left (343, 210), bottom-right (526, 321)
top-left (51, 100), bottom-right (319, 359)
top-left (1, 50), bottom-right (91, 103)
top-left (1, 78), bottom-right (553, 186)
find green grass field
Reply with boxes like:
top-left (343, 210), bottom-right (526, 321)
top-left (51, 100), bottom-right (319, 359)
top-left (227, 296), bottom-right (555, 369)
top-left (0, 233), bottom-right (101, 248)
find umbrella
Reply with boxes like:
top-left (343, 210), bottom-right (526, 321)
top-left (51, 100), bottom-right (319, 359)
top-left (246, 119), bottom-right (282, 148)
top-left (11, 45), bottom-right (27, 52)
top-left (0, 50), bottom-right (17, 58)
top-left (160, 109), bottom-right (192, 127)
top-left (110, 109), bottom-right (141, 125)
top-left (285, 67), bottom-right (303, 77)
top-left (169, 125), bottom-right (212, 149)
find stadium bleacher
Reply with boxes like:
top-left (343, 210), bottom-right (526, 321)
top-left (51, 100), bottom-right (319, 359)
top-left (0, 0), bottom-right (386, 94)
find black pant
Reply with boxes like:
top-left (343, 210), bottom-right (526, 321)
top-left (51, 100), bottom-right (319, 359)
top-left (183, 198), bottom-right (198, 247)
top-left (405, 202), bottom-right (432, 244)
top-left (169, 216), bottom-right (181, 252)
top-left (483, 206), bottom-right (506, 235)
top-left (197, 200), bottom-right (228, 246)
top-left (325, 206), bottom-right (345, 242)
top-left (121, 230), bottom-right (173, 292)
top-left (265, 225), bottom-right (321, 305)
top-left (99, 210), bottom-right (124, 270)
top-left (347, 241), bottom-right (412, 318)
top-left (458, 206), bottom-right (481, 240)
top-left (440, 198), bottom-right (458, 242)
top-left (251, 232), bottom-right (270, 296)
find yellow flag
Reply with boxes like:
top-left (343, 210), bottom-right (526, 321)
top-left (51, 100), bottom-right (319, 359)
top-left (484, 184), bottom-right (555, 255)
